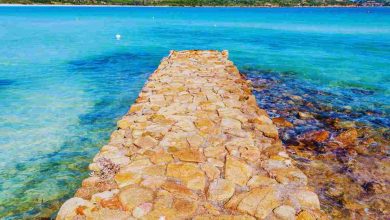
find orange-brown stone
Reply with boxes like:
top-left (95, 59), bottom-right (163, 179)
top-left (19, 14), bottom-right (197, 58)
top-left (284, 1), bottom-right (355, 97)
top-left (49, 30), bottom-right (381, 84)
top-left (59, 50), bottom-right (321, 220)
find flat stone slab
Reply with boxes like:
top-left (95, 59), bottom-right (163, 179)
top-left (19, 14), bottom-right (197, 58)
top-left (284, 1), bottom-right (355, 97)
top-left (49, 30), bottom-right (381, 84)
top-left (57, 50), bottom-right (324, 220)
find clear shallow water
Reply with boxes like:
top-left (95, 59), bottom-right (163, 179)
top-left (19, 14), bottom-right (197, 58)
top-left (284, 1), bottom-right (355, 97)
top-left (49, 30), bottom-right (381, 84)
top-left (0, 6), bottom-right (389, 219)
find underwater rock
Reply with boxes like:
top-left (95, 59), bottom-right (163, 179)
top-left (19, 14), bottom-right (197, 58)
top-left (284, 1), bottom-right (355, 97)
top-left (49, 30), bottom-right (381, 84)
top-left (272, 117), bottom-right (294, 128)
top-left (336, 128), bottom-right (358, 146)
top-left (333, 120), bottom-right (357, 130)
top-left (300, 130), bottom-right (330, 143)
top-left (298, 112), bottom-right (314, 120)
top-left (244, 65), bottom-right (389, 220)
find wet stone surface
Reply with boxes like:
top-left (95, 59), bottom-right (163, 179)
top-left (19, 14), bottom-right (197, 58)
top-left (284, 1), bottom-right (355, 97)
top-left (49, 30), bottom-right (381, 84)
top-left (244, 69), bottom-right (389, 219)
top-left (57, 50), bottom-right (324, 220)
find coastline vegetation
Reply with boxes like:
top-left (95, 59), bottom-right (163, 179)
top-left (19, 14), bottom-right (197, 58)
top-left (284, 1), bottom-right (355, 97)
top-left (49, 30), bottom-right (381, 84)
top-left (0, 0), bottom-right (365, 7)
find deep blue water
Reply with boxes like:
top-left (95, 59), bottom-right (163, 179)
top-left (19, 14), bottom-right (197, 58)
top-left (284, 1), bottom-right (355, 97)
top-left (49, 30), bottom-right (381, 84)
top-left (0, 6), bottom-right (389, 219)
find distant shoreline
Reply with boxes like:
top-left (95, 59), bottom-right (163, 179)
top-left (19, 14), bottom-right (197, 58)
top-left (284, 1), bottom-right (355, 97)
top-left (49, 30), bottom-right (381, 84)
top-left (0, 3), bottom-right (367, 8)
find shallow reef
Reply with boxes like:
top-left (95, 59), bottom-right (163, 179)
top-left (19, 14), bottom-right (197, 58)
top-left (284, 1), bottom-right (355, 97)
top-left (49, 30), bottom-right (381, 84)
top-left (245, 69), bottom-right (389, 219)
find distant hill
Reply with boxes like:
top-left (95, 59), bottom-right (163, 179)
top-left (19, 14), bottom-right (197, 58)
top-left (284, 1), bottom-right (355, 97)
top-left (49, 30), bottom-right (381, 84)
top-left (0, 0), bottom-right (359, 6)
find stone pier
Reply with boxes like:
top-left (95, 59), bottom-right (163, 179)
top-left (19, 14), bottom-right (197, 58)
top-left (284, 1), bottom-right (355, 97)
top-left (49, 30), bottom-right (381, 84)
top-left (57, 50), bottom-right (324, 220)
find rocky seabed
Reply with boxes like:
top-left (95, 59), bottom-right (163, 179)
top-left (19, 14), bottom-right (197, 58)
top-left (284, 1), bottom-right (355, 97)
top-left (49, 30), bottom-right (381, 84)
top-left (57, 50), bottom-right (326, 220)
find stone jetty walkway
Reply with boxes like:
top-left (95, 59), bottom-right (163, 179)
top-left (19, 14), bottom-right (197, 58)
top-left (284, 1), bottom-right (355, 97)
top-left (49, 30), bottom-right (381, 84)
top-left (57, 50), bottom-right (324, 220)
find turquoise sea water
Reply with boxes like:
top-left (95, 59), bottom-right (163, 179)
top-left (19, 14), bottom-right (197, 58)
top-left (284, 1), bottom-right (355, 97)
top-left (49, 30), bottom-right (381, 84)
top-left (0, 6), bottom-right (389, 219)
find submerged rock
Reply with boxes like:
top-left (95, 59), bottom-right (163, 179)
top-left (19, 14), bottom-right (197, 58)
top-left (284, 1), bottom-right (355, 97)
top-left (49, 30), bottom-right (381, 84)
top-left (272, 117), bottom-right (294, 127)
top-left (336, 128), bottom-right (358, 146)
top-left (300, 130), bottom-right (330, 143)
top-left (244, 65), bottom-right (390, 220)
top-left (298, 112), bottom-right (314, 120)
